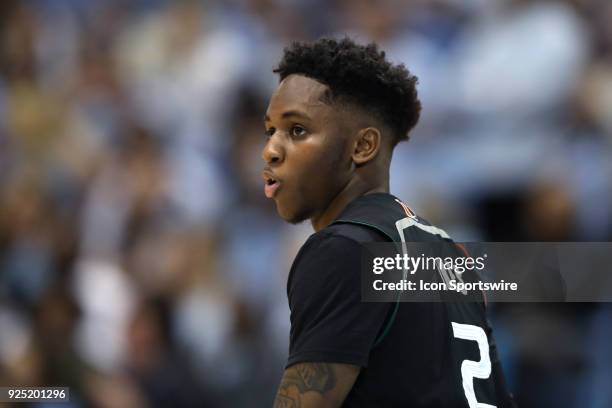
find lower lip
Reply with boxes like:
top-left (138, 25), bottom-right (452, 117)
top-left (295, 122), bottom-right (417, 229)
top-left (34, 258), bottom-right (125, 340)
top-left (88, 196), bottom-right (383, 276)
top-left (264, 182), bottom-right (281, 198)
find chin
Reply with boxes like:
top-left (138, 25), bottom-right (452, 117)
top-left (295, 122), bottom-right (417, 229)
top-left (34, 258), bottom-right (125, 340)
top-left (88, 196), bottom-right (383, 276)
top-left (276, 202), bottom-right (310, 225)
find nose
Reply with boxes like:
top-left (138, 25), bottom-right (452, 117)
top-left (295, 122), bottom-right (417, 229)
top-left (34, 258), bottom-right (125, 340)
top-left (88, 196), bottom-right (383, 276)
top-left (262, 135), bottom-right (284, 165)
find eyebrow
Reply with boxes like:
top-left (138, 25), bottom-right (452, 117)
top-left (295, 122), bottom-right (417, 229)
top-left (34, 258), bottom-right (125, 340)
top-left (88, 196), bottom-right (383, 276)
top-left (263, 110), bottom-right (311, 122)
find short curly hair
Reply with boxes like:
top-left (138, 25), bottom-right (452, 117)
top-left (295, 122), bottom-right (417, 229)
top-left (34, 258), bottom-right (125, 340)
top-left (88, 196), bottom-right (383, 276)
top-left (273, 37), bottom-right (421, 145)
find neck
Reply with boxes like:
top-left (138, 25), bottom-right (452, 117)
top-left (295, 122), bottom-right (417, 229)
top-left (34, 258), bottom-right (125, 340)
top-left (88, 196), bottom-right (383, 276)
top-left (311, 176), bottom-right (388, 232)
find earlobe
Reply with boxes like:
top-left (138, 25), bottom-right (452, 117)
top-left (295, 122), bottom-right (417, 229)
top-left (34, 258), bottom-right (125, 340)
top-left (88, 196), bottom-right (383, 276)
top-left (352, 127), bottom-right (381, 165)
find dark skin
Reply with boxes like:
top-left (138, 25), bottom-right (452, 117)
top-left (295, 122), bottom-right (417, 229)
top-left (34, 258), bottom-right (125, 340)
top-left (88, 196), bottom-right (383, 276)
top-left (262, 74), bottom-right (394, 407)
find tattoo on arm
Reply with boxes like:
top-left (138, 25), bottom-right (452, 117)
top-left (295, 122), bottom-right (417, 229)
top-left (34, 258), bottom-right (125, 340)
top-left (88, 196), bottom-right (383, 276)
top-left (273, 363), bottom-right (336, 408)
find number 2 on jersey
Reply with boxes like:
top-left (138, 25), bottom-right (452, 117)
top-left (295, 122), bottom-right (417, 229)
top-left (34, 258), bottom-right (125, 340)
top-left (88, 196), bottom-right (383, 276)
top-left (451, 322), bottom-right (496, 408)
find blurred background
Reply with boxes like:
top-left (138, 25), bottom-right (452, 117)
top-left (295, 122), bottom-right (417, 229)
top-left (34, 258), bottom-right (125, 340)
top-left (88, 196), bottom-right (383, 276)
top-left (0, 0), bottom-right (611, 406)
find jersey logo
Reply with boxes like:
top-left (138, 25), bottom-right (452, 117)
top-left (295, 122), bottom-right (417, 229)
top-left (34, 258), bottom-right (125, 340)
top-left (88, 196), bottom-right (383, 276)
top-left (394, 198), bottom-right (417, 219)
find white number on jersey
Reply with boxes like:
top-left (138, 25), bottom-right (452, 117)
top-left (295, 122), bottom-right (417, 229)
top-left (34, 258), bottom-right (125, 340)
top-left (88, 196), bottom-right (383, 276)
top-left (451, 322), bottom-right (496, 408)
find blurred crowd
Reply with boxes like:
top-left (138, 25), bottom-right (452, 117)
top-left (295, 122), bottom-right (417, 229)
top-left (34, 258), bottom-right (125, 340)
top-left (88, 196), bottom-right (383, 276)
top-left (0, 0), bottom-right (611, 407)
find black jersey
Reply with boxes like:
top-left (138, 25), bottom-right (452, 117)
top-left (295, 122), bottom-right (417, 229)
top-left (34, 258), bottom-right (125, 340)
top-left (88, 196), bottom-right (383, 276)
top-left (286, 193), bottom-right (516, 407)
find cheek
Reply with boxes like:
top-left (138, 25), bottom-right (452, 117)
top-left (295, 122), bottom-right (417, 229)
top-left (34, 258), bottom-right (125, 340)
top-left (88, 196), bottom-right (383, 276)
top-left (294, 141), bottom-right (348, 198)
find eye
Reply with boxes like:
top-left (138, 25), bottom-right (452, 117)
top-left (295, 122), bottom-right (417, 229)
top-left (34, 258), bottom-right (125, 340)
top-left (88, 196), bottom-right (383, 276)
top-left (290, 125), bottom-right (307, 138)
top-left (265, 127), bottom-right (275, 139)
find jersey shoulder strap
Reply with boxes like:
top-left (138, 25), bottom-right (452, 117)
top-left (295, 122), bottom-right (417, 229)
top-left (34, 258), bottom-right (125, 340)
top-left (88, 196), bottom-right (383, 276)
top-left (329, 193), bottom-right (454, 349)
top-left (330, 193), bottom-right (452, 244)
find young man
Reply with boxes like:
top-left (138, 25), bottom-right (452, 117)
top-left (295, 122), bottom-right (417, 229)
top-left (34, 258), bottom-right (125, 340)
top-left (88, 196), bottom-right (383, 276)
top-left (262, 38), bottom-right (515, 408)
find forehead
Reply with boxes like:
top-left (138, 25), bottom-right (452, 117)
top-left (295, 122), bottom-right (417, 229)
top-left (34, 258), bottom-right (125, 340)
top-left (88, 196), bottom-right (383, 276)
top-left (266, 74), bottom-right (331, 116)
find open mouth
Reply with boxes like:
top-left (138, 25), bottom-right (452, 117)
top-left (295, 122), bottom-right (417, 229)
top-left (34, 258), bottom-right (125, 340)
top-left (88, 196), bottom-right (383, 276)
top-left (263, 172), bottom-right (281, 198)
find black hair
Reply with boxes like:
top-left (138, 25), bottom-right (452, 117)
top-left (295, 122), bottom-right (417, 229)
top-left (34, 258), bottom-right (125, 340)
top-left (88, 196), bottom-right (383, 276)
top-left (274, 37), bottom-right (421, 145)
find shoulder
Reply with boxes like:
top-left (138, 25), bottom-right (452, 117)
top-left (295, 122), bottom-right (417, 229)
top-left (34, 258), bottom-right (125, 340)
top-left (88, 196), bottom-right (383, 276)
top-left (333, 193), bottom-right (454, 243)
top-left (296, 223), bottom-right (387, 261)
top-left (287, 224), bottom-right (383, 292)
top-left (292, 227), bottom-right (364, 267)
top-left (321, 222), bottom-right (390, 244)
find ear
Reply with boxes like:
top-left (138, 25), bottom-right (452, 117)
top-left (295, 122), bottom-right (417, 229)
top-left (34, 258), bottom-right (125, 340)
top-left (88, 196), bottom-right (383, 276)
top-left (351, 127), bottom-right (381, 165)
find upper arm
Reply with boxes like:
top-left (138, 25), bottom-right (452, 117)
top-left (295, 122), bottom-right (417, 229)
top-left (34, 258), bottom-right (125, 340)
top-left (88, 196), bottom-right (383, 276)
top-left (274, 362), bottom-right (360, 408)
top-left (287, 234), bottom-right (390, 368)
